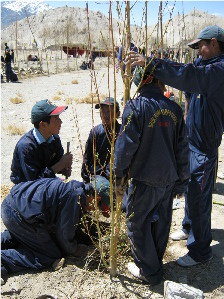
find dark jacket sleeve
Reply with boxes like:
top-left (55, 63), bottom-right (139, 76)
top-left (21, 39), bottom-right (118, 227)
top-left (81, 129), bottom-right (93, 183)
top-left (173, 112), bottom-right (190, 194)
top-left (114, 101), bottom-right (142, 182)
top-left (146, 57), bottom-right (224, 96)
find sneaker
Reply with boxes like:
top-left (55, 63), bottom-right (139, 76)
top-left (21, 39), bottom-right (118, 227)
top-left (177, 254), bottom-right (200, 267)
top-left (171, 229), bottom-right (189, 241)
top-left (52, 258), bottom-right (65, 271)
top-left (178, 254), bottom-right (213, 267)
top-left (127, 262), bottom-right (148, 283)
top-left (1, 277), bottom-right (5, 285)
top-left (128, 262), bottom-right (161, 286)
top-left (127, 262), bottom-right (161, 285)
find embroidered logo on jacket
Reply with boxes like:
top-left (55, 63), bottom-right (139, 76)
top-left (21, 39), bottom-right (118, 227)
top-left (148, 109), bottom-right (177, 128)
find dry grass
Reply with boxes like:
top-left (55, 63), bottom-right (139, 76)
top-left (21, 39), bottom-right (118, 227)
top-left (1, 184), bottom-right (13, 201)
top-left (64, 93), bottom-right (107, 105)
top-left (5, 124), bottom-right (25, 135)
top-left (78, 93), bottom-right (107, 104)
top-left (16, 92), bottom-right (22, 97)
top-left (10, 93), bottom-right (25, 104)
top-left (65, 97), bottom-right (75, 105)
top-left (52, 95), bottom-right (61, 101)
top-left (57, 91), bottom-right (64, 95)
top-left (72, 79), bottom-right (79, 84)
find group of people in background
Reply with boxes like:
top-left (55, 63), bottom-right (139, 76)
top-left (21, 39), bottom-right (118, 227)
top-left (1, 25), bottom-right (224, 287)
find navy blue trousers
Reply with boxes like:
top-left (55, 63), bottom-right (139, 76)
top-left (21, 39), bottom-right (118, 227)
top-left (126, 180), bottom-right (174, 284)
top-left (185, 148), bottom-right (217, 262)
top-left (181, 192), bottom-right (191, 233)
top-left (1, 202), bottom-right (62, 274)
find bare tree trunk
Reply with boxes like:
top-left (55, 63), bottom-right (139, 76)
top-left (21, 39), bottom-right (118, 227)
top-left (66, 21), bottom-right (70, 72)
top-left (16, 14), bottom-right (18, 63)
top-left (123, 1), bottom-right (130, 107)
top-left (160, 1), bottom-right (163, 59)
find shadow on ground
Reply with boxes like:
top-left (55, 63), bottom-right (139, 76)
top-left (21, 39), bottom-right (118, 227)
top-left (163, 228), bottom-right (224, 294)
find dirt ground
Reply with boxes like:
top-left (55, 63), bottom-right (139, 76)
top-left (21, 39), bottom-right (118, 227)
top-left (1, 56), bottom-right (224, 298)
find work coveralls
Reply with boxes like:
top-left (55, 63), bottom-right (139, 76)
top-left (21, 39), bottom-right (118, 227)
top-left (115, 85), bottom-right (189, 284)
top-left (10, 128), bottom-right (64, 184)
top-left (145, 55), bottom-right (224, 262)
top-left (1, 178), bottom-right (88, 275)
top-left (81, 121), bottom-right (127, 211)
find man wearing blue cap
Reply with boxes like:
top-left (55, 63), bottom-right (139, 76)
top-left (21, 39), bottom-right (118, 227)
top-left (125, 25), bottom-right (224, 267)
top-left (10, 99), bottom-right (73, 184)
top-left (81, 97), bottom-right (124, 217)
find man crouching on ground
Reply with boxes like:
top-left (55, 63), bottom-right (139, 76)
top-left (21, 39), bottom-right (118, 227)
top-left (1, 178), bottom-right (95, 282)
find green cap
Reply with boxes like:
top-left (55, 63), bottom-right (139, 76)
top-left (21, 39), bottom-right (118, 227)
top-left (31, 99), bottom-right (67, 124)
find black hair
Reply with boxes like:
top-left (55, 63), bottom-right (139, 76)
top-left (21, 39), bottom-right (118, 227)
top-left (33, 115), bottom-right (51, 129)
top-left (204, 39), bottom-right (224, 53)
top-left (101, 105), bottom-right (120, 113)
top-left (218, 41), bottom-right (224, 53)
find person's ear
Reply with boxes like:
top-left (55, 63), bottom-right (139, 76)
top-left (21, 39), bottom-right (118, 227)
top-left (211, 38), bottom-right (218, 48)
top-left (39, 121), bottom-right (44, 129)
top-left (39, 121), bottom-right (48, 129)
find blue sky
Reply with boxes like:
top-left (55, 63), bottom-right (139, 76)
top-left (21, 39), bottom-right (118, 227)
top-left (45, 1), bottom-right (224, 26)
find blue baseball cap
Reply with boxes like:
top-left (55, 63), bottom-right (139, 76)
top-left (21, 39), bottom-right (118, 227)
top-left (31, 99), bottom-right (67, 124)
top-left (95, 97), bottom-right (120, 111)
top-left (188, 25), bottom-right (224, 49)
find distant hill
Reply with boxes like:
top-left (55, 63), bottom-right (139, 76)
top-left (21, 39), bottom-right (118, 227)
top-left (1, 0), bottom-right (52, 29)
top-left (1, 6), bottom-right (224, 51)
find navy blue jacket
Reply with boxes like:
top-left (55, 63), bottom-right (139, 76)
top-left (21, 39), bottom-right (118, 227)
top-left (115, 85), bottom-right (189, 192)
top-left (146, 55), bottom-right (224, 154)
top-left (2, 178), bottom-right (87, 256)
top-left (10, 129), bottom-right (64, 184)
top-left (81, 122), bottom-right (121, 183)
